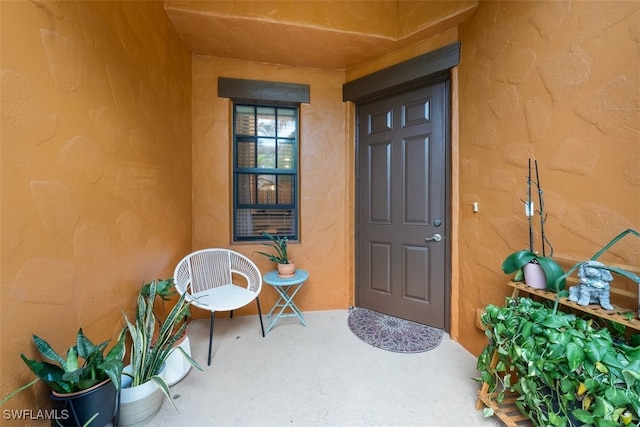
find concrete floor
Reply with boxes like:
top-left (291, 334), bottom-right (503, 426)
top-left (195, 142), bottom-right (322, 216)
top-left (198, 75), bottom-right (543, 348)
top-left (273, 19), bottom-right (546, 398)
top-left (152, 310), bottom-right (503, 427)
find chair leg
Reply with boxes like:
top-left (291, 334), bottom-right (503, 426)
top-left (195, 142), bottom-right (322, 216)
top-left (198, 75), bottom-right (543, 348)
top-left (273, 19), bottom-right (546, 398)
top-left (208, 312), bottom-right (215, 366)
top-left (230, 310), bottom-right (234, 319)
top-left (256, 297), bottom-right (265, 337)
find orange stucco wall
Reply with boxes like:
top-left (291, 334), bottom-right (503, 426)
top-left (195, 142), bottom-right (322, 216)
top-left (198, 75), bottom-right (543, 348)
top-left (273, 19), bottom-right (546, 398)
top-left (165, 0), bottom-right (476, 40)
top-left (170, 0), bottom-right (398, 38)
top-left (0, 0), bottom-right (192, 415)
top-left (457, 1), bottom-right (640, 355)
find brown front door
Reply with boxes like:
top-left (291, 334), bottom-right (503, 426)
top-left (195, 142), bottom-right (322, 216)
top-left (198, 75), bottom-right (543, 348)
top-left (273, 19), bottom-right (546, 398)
top-left (356, 80), bottom-right (449, 329)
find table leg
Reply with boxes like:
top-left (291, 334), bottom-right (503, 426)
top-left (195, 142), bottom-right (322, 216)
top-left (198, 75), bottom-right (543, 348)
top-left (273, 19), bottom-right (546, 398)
top-left (266, 284), bottom-right (307, 332)
top-left (279, 285), bottom-right (306, 325)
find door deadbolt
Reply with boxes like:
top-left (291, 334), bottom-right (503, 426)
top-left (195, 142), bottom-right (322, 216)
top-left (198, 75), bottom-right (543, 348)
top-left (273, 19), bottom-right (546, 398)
top-left (425, 234), bottom-right (442, 242)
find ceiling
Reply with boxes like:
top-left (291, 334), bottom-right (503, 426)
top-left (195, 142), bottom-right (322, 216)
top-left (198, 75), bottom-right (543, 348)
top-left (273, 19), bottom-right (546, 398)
top-left (164, 1), bottom-right (478, 70)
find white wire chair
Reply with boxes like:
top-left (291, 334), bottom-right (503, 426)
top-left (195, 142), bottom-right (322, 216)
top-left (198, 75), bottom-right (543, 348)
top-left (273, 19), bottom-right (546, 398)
top-left (173, 248), bottom-right (265, 365)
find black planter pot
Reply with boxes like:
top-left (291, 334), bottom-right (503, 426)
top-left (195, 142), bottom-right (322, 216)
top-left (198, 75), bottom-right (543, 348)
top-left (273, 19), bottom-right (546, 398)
top-left (539, 385), bottom-right (581, 427)
top-left (49, 379), bottom-right (119, 427)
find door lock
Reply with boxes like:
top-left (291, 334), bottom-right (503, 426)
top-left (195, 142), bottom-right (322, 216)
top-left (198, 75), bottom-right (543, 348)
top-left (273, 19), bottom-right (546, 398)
top-left (425, 234), bottom-right (442, 242)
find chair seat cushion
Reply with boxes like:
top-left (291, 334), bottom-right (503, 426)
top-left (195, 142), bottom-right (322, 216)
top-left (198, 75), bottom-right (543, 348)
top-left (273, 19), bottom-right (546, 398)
top-left (190, 284), bottom-right (258, 312)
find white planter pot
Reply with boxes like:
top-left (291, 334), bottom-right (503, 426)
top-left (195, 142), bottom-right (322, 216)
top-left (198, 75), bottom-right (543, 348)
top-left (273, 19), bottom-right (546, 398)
top-left (164, 334), bottom-right (192, 386)
top-left (523, 262), bottom-right (546, 290)
top-left (118, 366), bottom-right (165, 427)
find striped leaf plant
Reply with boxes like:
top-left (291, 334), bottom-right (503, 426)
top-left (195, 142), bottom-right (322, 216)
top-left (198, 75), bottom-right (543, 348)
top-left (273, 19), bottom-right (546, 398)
top-left (122, 279), bottom-right (202, 410)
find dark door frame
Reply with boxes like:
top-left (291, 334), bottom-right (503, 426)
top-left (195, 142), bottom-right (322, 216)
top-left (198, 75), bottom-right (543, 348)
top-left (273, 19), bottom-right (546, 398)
top-left (343, 41), bottom-right (460, 332)
top-left (343, 41), bottom-right (460, 104)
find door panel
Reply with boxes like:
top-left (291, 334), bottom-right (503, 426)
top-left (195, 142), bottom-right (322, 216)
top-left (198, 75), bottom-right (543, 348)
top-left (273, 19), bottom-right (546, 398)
top-left (404, 245), bottom-right (429, 301)
top-left (369, 141), bottom-right (391, 223)
top-left (369, 243), bottom-right (391, 294)
top-left (404, 134), bottom-right (429, 223)
top-left (356, 81), bottom-right (448, 329)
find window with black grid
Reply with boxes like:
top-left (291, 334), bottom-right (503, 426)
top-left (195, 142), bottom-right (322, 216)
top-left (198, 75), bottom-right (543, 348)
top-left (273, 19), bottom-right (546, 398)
top-left (233, 104), bottom-right (298, 241)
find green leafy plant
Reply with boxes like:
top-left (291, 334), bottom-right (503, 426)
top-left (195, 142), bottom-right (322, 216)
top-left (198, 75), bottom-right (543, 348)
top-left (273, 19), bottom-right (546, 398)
top-left (1, 328), bottom-right (126, 404)
top-left (254, 231), bottom-right (290, 264)
top-left (477, 297), bottom-right (640, 426)
top-left (122, 279), bottom-right (202, 410)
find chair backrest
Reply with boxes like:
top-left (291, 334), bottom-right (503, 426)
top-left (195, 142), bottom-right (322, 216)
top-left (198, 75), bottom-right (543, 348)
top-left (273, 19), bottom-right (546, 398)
top-left (173, 249), bottom-right (262, 298)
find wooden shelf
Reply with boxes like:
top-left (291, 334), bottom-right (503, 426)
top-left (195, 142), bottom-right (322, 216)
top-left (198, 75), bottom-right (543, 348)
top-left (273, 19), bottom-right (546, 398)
top-left (476, 390), bottom-right (533, 427)
top-left (507, 281), bottom-right (640, 332)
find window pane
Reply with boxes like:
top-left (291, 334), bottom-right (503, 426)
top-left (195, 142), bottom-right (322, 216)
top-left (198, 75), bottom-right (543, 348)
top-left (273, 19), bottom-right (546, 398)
top-left (278, 108), bottom-right (296, 137)
top-left (237, 174), bottom-right (256, 204)
top-left (239, 174), bottom-right (295, 206)
top-left (235, 208), bottom-right (255, 237)
top-left (277, 175), bottom-right (294, 204)
top-left (277, 139), bottom-right (294, 169)
top-left (235, 106), bottom-right (255, 136)
top-left (257, 174), bottom-right (276, 204)
top-left (236, 208), bottom-right (296, 238)
top-left (237, 140), bottom-right (255, 168)
top-left (257, 107), bottom-right (276, 136)
top-left (257, 138), bottom-right (276, 168)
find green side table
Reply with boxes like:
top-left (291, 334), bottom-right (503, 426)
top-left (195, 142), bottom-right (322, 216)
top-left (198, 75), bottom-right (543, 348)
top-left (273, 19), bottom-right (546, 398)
top-left (263, 269), bottom-right (308, 333)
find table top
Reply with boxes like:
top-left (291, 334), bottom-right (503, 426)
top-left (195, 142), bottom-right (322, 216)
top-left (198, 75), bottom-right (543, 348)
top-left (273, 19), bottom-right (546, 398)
top-left (263, 269), bottom-right (309, 286)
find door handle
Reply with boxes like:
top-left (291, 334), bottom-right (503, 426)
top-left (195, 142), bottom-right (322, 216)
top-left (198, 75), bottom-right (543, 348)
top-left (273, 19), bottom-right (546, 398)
top-left (425, 233), bottom-right (442, 242)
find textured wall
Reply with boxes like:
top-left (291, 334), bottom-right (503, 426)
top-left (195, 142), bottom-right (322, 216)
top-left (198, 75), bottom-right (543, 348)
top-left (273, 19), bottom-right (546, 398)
top-left (165, 0), bottom-right (477, 70)
top-left (0, 0), bottom-right (192, 414)
top-left (457, 1), bottom-right (640, 355)
top-left (191, 56), bottom-right (354, 316)
top-left (167, 0), bottom-right (398, 37)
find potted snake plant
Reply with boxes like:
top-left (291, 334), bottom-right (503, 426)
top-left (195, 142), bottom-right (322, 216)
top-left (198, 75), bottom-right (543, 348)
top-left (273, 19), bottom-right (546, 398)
top-left (255, 230), bottom-right (296, 278)
top-left (0, 328), bottom-right (126, 427)
top-left (139, 278), bottom-right (193, 386)
top-left (119, 279), bottom-right (202, 426)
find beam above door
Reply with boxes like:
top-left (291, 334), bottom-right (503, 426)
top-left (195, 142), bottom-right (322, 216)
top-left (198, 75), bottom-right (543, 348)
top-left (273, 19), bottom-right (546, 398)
top-left (342, 41), bottom-right (460, 104)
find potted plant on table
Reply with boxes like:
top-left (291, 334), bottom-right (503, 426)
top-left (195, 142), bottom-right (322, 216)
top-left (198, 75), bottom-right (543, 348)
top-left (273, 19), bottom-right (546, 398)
top-left (477, 297), bottom-right (640, 426)
top-left (502, 159), bottom-right (565, 292)
top-left (119, 279), bottom-right (202, 427)
top-left (255, 231), bottom-right (296, 278)
top-left (0, 327), bottom-right (126, 427)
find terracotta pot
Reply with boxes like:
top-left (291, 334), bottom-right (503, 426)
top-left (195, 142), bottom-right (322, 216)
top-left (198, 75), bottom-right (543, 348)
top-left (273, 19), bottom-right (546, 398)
top-left (523, 262), bottom-right (546, 289)
top-left (49, 378), bottom-right (118, 427)
top-left (277, 261), bottom-right (296, 278)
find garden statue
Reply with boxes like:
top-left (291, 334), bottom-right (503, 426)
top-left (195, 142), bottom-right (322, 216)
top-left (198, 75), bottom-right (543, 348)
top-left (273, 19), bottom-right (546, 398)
top-left (568, 260), bottom-right (614, 310)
